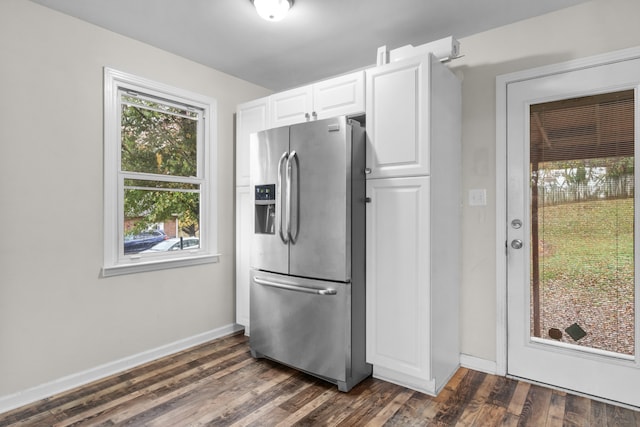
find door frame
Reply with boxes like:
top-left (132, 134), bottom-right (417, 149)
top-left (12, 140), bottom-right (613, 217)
top-left (495, 45), bottom-right (640, 378)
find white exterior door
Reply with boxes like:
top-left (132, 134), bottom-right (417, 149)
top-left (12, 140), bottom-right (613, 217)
top-left (506, 56), bottom-right (640, 408)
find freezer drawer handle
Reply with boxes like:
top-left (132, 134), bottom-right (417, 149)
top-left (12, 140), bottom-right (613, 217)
top-left (254, 277), bottom-right (337, 295)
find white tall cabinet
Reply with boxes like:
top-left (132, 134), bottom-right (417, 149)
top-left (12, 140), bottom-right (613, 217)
top-left (235, 96), bottom-right (270, 330)
top-left (365, 53), bottom-right (461, 395)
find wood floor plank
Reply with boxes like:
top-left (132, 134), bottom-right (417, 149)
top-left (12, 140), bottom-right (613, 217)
top-left (563, 393), bottom-right (591, 427)
top-left (365, 388), bottom-right (414, 426)
top-left (487, 375), bottom-right (518, 409)
top-left (190, 367), bottom-right (296, 426)
top-left (276, 377), bottom-right (328, 414)
top-left (499, 412), bottom-right (521, 427)
top-left (2, 333), bottom-right (639, 427)
top-left (506, 380), bottom-right (530, 416)
top-left (545, 390), bottom-right (567, 427)
top-left (118, 358), bottom-right (274, 426)
top-left (414, 367), bottom-right (472, 423)
top-left (334, 380), bottom-right (404, 427)
top-left (203, 367), bottom-right (306, 426)
top-left (82, 351), bottom-right (262, 426)
top-left (456, 373), bottom-right (498, 426)
top-left (274, 387), bottom-right (337, 426)
top-left (227, 372), bottom-right (313, 427)
top-left (384, 390), bottom-right (437, 426)
top-left (517, 384), bottom-right (552, 426)
top-left (606, 402), bottom-right (639, 427)
top-left (433, 369), bottom-right (486, 426)
top-left (470, 403), bottom-right (507, 427)
top-left (51, 338), bottom-right (249, 422)
top-left (52, 346), bottom-right (255, 426)
top-left (277, 378), bottom-right (372, 426)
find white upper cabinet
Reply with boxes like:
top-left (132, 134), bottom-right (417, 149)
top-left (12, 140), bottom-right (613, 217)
top-left (270, 71), bottom-right (365, 127)
top-left (365, 55), bottom-right (431, 178)
top-left (270, 85), bottom-right (313, 127)
top-left (312, 71), bottom-right (365, 119)
top-left (236, 97), bottom-right (270, 186)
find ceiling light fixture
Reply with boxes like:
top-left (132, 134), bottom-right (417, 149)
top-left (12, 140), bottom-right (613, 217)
top-left (252, 0), bottom-right (293, 22)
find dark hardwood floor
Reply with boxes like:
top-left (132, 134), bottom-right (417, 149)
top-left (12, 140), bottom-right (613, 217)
top-left (1, 332), bottom-right (638, 426)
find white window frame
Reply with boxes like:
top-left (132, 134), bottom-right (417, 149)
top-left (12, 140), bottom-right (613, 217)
top-left (102, 67), bottom-right (219, 277)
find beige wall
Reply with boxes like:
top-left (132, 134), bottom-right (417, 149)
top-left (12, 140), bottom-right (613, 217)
top-left (451, 0), bottom-right (640, 362)
top-left (0, 0), bottom-right (270, 397)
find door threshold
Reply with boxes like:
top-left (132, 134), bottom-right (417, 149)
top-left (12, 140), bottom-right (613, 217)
top-left (506, 374), bottom-right (640, 412)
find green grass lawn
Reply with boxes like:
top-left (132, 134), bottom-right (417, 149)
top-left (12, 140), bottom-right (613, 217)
top-left (533, 197), bottom-right (635, 354)
top-left (536, 197), bottom-right (634, 298)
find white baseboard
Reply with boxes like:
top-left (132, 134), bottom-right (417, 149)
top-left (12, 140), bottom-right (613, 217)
top-left (0, 323), bottom-right (244, 414)
top-left (459, 353), bottom-right (498, 375)
top-left (372, 366), bottom-right (437, 396)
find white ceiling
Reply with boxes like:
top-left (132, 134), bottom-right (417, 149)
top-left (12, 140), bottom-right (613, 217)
top-left (30, 0), bottom-right (590, 91)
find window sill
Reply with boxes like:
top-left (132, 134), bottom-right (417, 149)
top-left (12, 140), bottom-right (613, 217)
top-left (102, 254), bottom-right (220, 277)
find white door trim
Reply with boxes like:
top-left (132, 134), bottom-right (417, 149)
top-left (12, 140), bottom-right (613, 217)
top-left (495, 44), bottom-right (640, 377)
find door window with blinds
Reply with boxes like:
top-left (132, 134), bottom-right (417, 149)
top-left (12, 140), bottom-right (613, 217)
top-left (102, 68), bottom-right (218, 276)
top-left (529, 90), bottom-right (635, 357)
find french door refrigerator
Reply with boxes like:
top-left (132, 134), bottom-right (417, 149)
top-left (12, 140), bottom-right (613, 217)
top-left (249, 115), bottom-right (371, 392)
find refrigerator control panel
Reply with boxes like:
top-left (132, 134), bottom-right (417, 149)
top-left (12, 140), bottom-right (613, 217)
top-left (255, 184), bottom-right (276, 202)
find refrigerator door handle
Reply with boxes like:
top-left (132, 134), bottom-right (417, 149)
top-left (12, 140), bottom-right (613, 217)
top-left (278, 152), bottom-right (289, 244)
top-left (254, 276), bottom-right (337, 295)
top-left (287, 150), bottom-right (299, 243)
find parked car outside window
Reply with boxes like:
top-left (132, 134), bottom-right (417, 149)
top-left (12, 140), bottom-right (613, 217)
top-left (142, 237), bottom-right (200, 253)
top-left (124, 230), bottom-right (168, 254)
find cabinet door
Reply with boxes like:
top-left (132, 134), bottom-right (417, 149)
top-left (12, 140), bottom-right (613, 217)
top-left (313, 71), bottom-right (365, 119)
top-left (366, 55), bottom-right (431, 178)
top-left (236, 97), bottom-right (269, 186)
top-left (366, 176), bottom-right (431, 382)
top-left (270, 86), bottom-right (313, 127)
top-left (235, 186), bottom-right (253, 330)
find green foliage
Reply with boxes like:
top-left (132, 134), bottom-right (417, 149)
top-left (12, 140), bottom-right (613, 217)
top-left (120, 97), bottom-right (200, 235)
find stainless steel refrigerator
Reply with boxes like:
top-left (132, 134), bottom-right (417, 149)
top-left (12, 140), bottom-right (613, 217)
top-left (249, 115), bottom-right (371, 392)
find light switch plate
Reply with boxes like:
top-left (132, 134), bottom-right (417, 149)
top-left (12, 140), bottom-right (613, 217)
top-left (468, 189), bottom-right (487, 206)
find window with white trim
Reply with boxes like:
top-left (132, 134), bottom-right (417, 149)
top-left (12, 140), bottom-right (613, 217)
top-left (103, 68), bottom-right (218, 276)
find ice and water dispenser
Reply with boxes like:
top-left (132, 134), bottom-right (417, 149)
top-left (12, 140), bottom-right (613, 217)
top-left (254, 184), bottom-right (276, 234)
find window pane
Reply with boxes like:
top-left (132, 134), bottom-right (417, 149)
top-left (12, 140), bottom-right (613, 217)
top-left (123, 186), bottom-right (200, 255)
top-left (121, 95), bottom-right (198, 177)
top-left (529, 90), bottom-right (635, 356)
